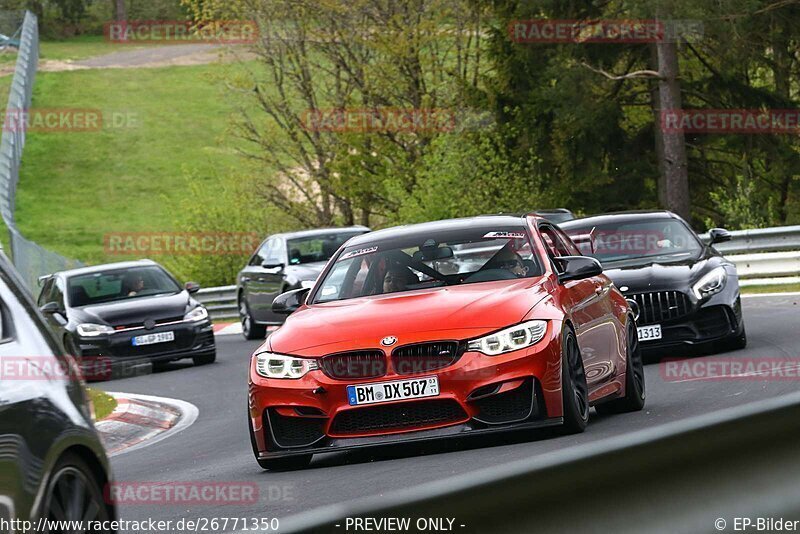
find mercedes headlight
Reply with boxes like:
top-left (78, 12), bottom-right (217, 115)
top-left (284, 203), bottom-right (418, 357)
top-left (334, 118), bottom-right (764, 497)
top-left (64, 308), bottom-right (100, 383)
top-left (467, 320), bottom-right (548, 356)
top-left (300, 280), bottom-right (316, 290)
top-left (255, 352), bottom-right (318, 379)
top-left (76, 323), bottom-right (114, 337)
top-left (184, 306), bottom-right (209, 322)
top-left (692, 266), bottom-right (727, 300)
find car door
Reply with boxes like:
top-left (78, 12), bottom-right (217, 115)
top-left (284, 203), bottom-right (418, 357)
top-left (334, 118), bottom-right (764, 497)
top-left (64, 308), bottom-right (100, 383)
top-left (540, 224), bottom-right (613, 387)
top-left (240, 239), bottom-right (268, 318)
top-left (555, 225), bottom-right (619, 381)
top-left (248, 238), bottom-right (288, 323)
top-left (0, 269), bottom-right (68, 525)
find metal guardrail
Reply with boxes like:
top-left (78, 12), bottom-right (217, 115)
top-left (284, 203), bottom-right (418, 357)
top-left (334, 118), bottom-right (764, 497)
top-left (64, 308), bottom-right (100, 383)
top-left (195, 285), bottom-right (237, 321)
top-left (729, 251), bottom-right (800, 282)
top-left (282, 391), bottom-right (800, 533)
top-left (700, 225), bottom-right (800, 254)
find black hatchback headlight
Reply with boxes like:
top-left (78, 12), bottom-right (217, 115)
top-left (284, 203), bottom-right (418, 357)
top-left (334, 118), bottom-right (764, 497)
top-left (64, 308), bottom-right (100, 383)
top-left (184, 306), bottom-right (209, 322)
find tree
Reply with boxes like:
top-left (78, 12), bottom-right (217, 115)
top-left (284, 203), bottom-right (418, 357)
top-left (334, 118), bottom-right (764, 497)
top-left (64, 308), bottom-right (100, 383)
top-left (183, 0), bottom-right (487, 228)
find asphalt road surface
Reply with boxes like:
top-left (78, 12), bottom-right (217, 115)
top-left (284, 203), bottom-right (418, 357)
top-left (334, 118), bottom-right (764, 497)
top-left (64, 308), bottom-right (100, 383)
top-left (102, 294), bottom-right (800, 529)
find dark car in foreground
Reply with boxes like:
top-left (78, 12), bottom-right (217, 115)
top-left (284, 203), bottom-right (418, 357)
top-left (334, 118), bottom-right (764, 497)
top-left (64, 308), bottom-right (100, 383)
top-left (0, 250), bottom-right (115, 528)
top-left (237, 226), bottom-right (369, 339)
top-left (248, 215), bottom-right (644, 470)
top-left (38, 259), bottom-right (215, 378)
top-left (561, 211), bottom-right (745, 352)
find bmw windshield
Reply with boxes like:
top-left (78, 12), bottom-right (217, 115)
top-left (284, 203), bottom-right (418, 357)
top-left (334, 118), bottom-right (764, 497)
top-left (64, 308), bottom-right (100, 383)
top-left (311, 226), bottom-right (543, 303)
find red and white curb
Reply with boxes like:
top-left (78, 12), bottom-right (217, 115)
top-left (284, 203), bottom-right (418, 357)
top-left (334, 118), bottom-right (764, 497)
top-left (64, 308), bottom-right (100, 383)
top-left (213, 323), bottom-right (280, 337)
top-left (213, 322), bottom-right (242, 336)
top-left (96, 392), bottom-right (199, 457)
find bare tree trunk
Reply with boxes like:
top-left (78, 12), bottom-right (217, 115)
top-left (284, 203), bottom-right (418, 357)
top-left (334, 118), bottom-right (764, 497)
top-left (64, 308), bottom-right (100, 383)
top-left (772, 14), bottom-right (792, 224)
top-left (114, 0), bottom-right (128, 42)
top-left (656, 40), bottom-right (690, 219)
top-left (649, 44), bottom-right (667, 207)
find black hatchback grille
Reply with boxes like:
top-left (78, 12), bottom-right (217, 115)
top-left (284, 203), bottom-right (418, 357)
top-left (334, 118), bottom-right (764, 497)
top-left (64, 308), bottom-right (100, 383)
top-left (392, 342), bottom-right (462, 375)
top-left (320, 350), bottom-right (386, 379)
top-left (330, 399), bottom-right (467, 435)
top-left (630, 291), bottom-right (691, 325)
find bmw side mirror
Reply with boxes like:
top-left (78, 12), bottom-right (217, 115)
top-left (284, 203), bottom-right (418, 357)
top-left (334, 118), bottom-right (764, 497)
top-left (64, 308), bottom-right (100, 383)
top-left (185, 281), bottom-right (201, 294)
top-left (709, 228), bottom-right (732, 245)
top-left (272, 288), bottom-right (310, 315)
top-left (556, 256), bottom-right (603, 283)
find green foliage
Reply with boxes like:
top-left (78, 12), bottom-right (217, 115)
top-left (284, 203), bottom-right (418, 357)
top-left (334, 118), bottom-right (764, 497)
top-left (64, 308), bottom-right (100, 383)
top-left (705, 174), bottom-right (775, 231)
top-left (391, 126), bottom-right (550, 224)
top-left (163, 171), bottom-right (291, 287)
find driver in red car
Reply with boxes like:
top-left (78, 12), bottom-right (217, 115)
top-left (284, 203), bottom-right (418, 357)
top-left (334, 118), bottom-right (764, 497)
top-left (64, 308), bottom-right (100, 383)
top-left (490, 248), bottom-right (529, 278)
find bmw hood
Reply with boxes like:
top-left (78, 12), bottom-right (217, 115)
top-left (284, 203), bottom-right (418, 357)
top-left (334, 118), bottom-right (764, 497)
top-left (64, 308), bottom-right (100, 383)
top-left (267, 278), bottom-right (550, 355)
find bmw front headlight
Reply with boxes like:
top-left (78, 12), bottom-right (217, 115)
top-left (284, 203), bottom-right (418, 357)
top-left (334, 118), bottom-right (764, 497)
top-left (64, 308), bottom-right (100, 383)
top-left (184, 306), bottom-right (209, 322)
top-left (467, 320), bottom-right (548, 356)
top-left (76, 323), bottom-right (115, 337)
top-left (255, 352), bottom-right (318, 379)
top-left (692, 266), bottom-right (727, 300)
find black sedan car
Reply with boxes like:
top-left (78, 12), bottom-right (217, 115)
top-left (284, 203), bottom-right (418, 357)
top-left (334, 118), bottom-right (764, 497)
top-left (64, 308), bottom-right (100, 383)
top-left (561, 211), bottom-right (746, 352)
top-left (237, 226), bottom-right (369, 339)
top-left (0, 249), bottom-right (116, 528)
top-left (38, 259), bottom-right (215, 378)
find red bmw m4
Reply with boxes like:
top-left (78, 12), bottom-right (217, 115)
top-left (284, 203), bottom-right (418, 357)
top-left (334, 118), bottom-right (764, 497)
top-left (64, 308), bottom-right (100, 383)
top-left (248, 215), bottom-right (645, 470)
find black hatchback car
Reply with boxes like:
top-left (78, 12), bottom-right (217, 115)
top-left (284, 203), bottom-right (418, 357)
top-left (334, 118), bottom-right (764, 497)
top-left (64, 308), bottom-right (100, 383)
top-left (0, 249), bottom-right (116, 527)
top-left (561, 211), bottom-right (746, 352)
top-left (237, 226), bottom-right (369, 339)
top-left (38, 259), bottom-right (215, 377)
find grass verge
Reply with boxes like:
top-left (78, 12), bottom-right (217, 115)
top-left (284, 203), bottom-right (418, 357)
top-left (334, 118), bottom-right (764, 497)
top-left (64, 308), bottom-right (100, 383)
top-left (88, 387), bottom-right (117, 421)
top-left (741, 283), bottom-right (800, 294)
top-left (15, 61), bottom-right (254, 265)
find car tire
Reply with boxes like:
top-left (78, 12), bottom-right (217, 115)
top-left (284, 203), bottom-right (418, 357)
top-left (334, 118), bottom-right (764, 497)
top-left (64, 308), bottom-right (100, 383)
top-left (596, 318), bottom-right (646, 415)
top-left (193, 351), bottom-right (216, 366)
top-left (724, 324), bottom-right (747, 351)
top-left (248, 409), bottom-right (312, 471)
top-left (560, 326), bottom-right (589, 434)
top-left (240, 297), bottom-right (267, 340)
top-left (40, 452), bottom-right (110, 526)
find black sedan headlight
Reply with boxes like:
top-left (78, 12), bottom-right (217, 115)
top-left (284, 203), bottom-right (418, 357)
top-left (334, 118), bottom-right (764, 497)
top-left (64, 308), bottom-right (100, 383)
top-left (692, 266), bottom-right (727, 300)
